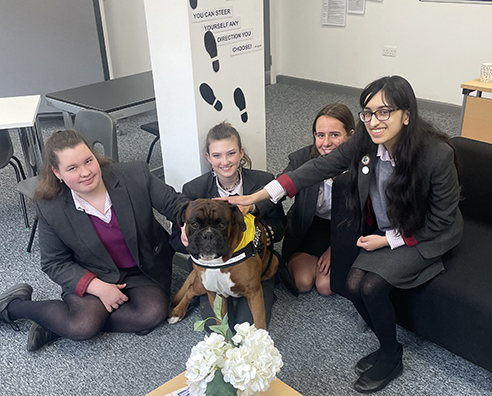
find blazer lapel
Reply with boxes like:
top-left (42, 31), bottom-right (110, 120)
top-left (241, 170), bottom-right (258, 195)
top-left (202, 172), bottom-right (219, 198)
top-left (358, 150), bottom-right (377, 214)
top-left (63, 189), bottom-right (114, 264)
top-left (104, 166), bottom-right (140, 265)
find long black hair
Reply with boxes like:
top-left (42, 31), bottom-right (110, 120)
top-left (345, 76), bottom-right (456, 237)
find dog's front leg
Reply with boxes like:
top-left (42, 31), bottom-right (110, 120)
top-left (246, 287), bottom-right (267, 329)
top-left (168, 272), bottom-right (206, 324)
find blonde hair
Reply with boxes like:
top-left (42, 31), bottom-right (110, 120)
top-left (205, 121), bottom-right (252, 169)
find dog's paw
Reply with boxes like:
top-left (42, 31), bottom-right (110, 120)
top-left (167, 316), bottom-right (182, 325)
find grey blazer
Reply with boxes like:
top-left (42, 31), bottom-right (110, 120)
top-left (280, 145), bottom-right (322, 260)
top-left (281, 134), bottom-right (463, 260)
top-left (36, 162), bottom-right (188, 296)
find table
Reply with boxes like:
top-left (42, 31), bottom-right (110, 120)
top-left (146, 372), bottom-right (303, 396)
top-left (45, 71), bottom-right (155, 129)
top-left (460, 78), bottom-right (492, 144)
top-left (0, 95), bottom-right (42, 176)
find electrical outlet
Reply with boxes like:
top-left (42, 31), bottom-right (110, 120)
top-left (382, 45), bottom-right (397, 57)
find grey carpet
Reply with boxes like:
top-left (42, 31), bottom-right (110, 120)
top-left (1, 83), bottom-right (490, 396)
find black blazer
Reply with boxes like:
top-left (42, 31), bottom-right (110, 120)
top-left (36, 162), bottom-right (188, 296)
top-left (281, 132), bottom-right (463, 260)
top-left (281, 145), bottom-right (322, 260)
top-left (170, 168), bottom-right (286, 253)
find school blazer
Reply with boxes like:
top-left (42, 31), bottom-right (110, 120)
top-left (279, 133), bottom-right (463, 260)
top-left (281, 145), bottom-right (321, 259)
top-left (36, 162), bottom-right (187, 296)
top-left (170, 168), bottom-right (286, 253)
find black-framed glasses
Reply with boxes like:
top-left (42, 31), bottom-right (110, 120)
top-left (359, 108), bottom-right (399, 123)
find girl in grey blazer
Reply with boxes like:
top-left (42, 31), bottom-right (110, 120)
top-left (171, 122), bottom-right (286, 331)
top-left (282, 103), bottom-right (354, 296)
top-left (0, 130), bottom-right (187, 351)
top-left (220, 76), bottom-right (463, 393)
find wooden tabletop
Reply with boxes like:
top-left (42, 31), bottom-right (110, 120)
top-left (146, 371), bottom-right (303, 396)
top-left (461, 78), bottom-right (492, 94)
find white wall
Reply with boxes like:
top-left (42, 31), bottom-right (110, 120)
top-left (271, 0), bottom-right (492, 105)
top-left (102, 0), bottom-right (152, 78)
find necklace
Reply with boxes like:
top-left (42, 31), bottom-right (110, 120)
top-left (220, 178), bottom-right (240, 192)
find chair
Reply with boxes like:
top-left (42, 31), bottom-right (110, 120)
top-left (17, 109), bottom-right (118, 253)
top-left (74, 109), bottom-right (118, 161)
top-left (140, 121), bottom-right (160, 164)
top-left (0, 129), bottom-right (29, 228)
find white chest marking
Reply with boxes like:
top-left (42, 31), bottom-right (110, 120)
top-left (201, 269), bottom-right (239, 298)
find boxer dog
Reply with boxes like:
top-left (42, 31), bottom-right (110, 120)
top-left (168, 199), bottom-right (279, 329)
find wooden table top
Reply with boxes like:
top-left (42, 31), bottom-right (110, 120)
top-left (461, 78), bottom-right (492, 94)
top-left (146, 371), bottom-right (303, 396)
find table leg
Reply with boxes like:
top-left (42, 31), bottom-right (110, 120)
top-left (17, 124), bottom-right (43, 177)
top-left (62, 110), bottom-right (74, 129)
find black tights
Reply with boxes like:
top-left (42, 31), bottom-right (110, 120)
top-left (346, 268), bottom-right (400, 378)
top-left (8, 286), bottom-right (169, 340)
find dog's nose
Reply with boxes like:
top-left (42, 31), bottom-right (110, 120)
top-left (201, 228), bottom-right (213, 240)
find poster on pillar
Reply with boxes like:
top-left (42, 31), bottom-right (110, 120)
top-left (188, 0), bottom-right (266, 172)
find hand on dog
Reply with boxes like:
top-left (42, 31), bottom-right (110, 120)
top-left (356, 235), bottom-right (389, 252)
top-left (215, 189), bottom-right (270, 205)
top-left (86, 278), bottom-right (129, 312)
top-left (317, 246), bottom-right (331, 275)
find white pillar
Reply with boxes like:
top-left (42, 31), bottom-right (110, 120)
top-left (144, 0), bottom-right (266, 190)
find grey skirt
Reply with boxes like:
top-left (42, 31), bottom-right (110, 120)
top-left (352, 244), bottom-right (445, 289)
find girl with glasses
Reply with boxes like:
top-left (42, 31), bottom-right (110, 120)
top-left (219, 76), bottom-right (463, 393)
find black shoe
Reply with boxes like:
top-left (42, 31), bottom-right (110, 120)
top-left (355, 343), bottom-right (402, 375)
top-left (27, 322), bottom-right (60, 351)
top-left (354, 359), bottom-right (403, 393)
top-left (0, 283), bottom-right (33, 329)
top-left (355, 349), bottom-right (380, 375)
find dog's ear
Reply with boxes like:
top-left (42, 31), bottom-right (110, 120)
top-left (230, 204), bottom-right (247, 232)
top-left (177, 201), bottom-right (190, 227)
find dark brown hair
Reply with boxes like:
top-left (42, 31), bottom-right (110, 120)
top-left (310, 103), bottom-right (355, 159)
top-left (34, 129), bottom-right (112, 200)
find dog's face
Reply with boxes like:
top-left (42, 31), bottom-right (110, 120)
top-left (178, 199), bottom-right (246, 260)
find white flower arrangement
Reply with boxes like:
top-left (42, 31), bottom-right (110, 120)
top-left (185, 296), bottom-right (283, 396)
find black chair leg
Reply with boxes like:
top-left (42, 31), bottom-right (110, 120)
top-left (27, 216), bottom-right (38, 253)
top-left (146, 136), bottom-right (160, 164)
top-left (9, 160), bottom-right (29, 229)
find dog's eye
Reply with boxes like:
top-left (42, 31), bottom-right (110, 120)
top-left (190, 222), bottom-right (199, 229)
top-left (218, 223), bottom-right (226, 230)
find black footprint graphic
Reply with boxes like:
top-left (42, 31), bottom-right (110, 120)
top-left (200, 83), bottom-right (222, 111)
top-left (234, 87), bottom-right (248, 123)
top-left (204, 31), bottom-right (219, 72)
top-left (190, 0), bottom-right (197, 9)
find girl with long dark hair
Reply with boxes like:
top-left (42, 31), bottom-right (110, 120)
top-left (219, 76), bottom-right (463, 392)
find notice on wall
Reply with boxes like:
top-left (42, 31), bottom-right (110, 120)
top-left (216, 28), bottom-right (253, 46)
top-left (191, 7), bottom-right (233, 23)
top-left (203, 17), bottom-right (241, 33)
top-left (348, 0), bottom-right (365, 14)
top-left (322, 0), bottom-right (347, 27)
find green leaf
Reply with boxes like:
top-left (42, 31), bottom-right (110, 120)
top-left (209, 324), bottom-right (230, 339)
top-left (205, 370), bottom-right (236, 396)
top-left (213, 295), bottom-right (223, 321)
top-left (194, 319), bottom-right (207, 332)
